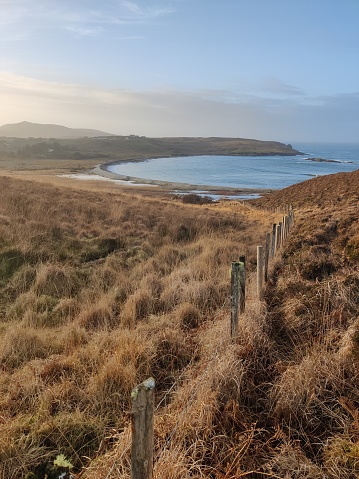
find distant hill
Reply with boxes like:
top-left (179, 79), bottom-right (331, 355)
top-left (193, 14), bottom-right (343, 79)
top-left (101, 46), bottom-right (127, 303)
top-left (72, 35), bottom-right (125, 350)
top-left (0, 130), bottom-right (301, 162)
top-left (0, 121), bottom-right (114, 139)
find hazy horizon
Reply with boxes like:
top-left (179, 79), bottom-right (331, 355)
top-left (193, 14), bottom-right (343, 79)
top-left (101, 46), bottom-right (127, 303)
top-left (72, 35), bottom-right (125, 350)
top-left (1, 121), bottom-right (359, 147)
top-left (0, 1), bottom-right (358, 143)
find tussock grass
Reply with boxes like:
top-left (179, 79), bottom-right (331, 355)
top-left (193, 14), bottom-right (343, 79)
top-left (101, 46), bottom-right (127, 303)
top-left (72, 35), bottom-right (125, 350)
top-left (174, 302), bottom-right (202, 330)
top-left (0, 172), bottom-right (358, 478)
top-left (0, 175), bottom-right (267, 477)
top-left (0, 325), bottom-right (64, 370)
top-left (33, 264), bottom-right (84, 298)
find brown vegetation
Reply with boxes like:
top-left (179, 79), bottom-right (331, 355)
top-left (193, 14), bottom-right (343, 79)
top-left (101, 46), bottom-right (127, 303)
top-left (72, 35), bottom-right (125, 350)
top-left (0, 168), bottom-right (358, 478)
top-left (0, 135), bottom-right (300, 165)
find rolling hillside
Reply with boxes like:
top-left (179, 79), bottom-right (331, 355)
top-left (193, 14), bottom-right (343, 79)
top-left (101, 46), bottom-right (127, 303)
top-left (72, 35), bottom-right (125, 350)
top-left (251, 168), bottom-right (359, 208)
top-left (0, 168), bottom-right (358, 478)
top-left (0, 121), bottom-right (114, 139)
top-left (0, 126), bottom-right (300, 167)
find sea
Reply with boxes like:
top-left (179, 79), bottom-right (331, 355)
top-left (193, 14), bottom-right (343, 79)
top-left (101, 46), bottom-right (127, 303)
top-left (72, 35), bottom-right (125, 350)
top-left (107, 143), bottom-right (359, 196)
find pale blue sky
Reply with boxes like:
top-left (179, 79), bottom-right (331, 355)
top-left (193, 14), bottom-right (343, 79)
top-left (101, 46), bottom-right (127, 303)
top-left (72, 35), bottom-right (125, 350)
top-left (0, 0), bottom-right (358, 142)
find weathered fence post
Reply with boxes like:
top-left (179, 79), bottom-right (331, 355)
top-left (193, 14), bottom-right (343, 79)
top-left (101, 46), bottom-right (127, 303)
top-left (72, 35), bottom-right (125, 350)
top-left (238, 256), bottom-right (246, 314)
top-left (288, 215), bottom-right (291, 231)
top-left (275, 222), bottom-right (282, 253)
top-left (231, 262), bottom-right (240, 338)
top-left (271, 223), bottom-right (276, 259)
top-left (131, 377), bottom-right (155, 479)
top-left (282, 216), bottom-right (287, 242)
top-left (284, 215), bottom-right (288, 238)
top-left (231, 257), bottom-right (246, 338)
top-left (257, 246), bottom-right (264, 299)
top-left (289, 207), bottom-right (294, 227)
top-left (264, 232), bottom-right (270, 282)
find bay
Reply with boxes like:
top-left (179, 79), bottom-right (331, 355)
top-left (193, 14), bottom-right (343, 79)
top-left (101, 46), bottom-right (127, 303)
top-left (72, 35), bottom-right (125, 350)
top-left (106, 143), bottom-right (359, 191)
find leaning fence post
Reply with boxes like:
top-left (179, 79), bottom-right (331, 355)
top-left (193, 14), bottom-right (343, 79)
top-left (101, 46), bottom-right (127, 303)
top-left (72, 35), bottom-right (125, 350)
top-left (131, 377), bottom-right (155, 479)
top-left (257, 246), bottom-right (264, 299)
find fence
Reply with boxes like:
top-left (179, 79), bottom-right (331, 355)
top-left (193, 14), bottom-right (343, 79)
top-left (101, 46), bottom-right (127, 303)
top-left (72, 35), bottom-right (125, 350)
top-left (118, 205), bottom-right (295, 479)
top-left (230, 205), bottom-right (294, 340)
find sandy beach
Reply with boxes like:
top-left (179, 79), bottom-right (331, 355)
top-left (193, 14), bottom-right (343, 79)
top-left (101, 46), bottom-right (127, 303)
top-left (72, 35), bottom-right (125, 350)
top-left (95, 162), bottom-right (272, 196)
top-left (0, 153), bottom-right (271, 197)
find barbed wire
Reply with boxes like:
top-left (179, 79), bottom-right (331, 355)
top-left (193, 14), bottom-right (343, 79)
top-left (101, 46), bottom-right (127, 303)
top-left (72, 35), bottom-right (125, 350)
top-left (103, 443), bottom-right (130, 479)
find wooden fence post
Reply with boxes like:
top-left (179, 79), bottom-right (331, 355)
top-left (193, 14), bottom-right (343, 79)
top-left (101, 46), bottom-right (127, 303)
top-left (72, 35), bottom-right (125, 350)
top-left (131, 377), bottom-right (155, 479)
top-left (231, 262), bottom-right (240, 338)
top-left (289, 207), bottom-right (294, 227)
top-left (264, 232), bottom-right (270, 282)
top-left (238, 257), bottom-right (246, 314)
top-left (275, 222), bottom-right (282, 252)
top-left (231, 258), bottom-right (246, 338)
top-left (282, 216), bottom-right (287, 242)
top-left (257, 246), bottom-right (264, 299)
top-left (271, 223), bottom-right (276, 259)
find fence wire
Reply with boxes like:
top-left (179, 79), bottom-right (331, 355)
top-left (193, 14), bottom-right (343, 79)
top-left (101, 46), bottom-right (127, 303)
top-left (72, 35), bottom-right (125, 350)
top-left (100, 205), bottom-right (295, 478)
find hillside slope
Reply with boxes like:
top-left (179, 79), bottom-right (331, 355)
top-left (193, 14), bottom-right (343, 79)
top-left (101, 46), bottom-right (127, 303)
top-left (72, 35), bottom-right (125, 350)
top-left (0, 175), bottom-right (273, 478)
top-left (251, 168), bottom-right (359, 208)
top-left (0, 121), bottom-right (113, 138)
top-left (0, 170), bottom-right (358, 478)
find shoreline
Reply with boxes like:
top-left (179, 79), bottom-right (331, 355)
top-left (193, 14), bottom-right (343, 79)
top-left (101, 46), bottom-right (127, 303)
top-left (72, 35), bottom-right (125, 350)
top-left (93, 163), bottom-right (273, 195)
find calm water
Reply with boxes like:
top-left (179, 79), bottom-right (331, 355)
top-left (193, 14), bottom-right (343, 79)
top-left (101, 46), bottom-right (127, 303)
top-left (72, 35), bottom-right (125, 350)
top-left (107, 143), bottom-right (359, 191)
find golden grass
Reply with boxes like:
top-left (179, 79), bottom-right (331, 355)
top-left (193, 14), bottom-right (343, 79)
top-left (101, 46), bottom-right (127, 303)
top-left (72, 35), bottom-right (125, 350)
top-left (0, 170), bottom-right (358, 478)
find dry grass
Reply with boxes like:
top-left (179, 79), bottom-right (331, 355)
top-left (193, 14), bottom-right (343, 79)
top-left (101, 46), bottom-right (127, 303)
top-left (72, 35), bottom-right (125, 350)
top-left (0, 175), bottom-right (272, 477)
top-left (0, 170), bottom-right (358, 478)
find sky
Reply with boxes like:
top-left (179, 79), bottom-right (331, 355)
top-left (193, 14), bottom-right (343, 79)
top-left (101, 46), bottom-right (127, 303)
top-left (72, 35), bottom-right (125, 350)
top-left (0, 0), bottom-right (358, 143)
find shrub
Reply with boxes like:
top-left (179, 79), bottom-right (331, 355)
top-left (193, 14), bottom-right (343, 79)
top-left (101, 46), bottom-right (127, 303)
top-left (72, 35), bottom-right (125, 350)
top-left (181, 193), bottom-right (213, 205)
top-left (170, 224), bottom-right (197, 243)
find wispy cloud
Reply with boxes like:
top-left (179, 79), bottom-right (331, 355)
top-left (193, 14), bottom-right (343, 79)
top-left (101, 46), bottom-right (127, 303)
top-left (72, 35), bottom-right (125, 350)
top-left (64, 25), bottom-right (104, 38)
top-left (255, 77), bottom-right (305, 97)
top-left (1, 72), bottom-right (357, 142)
top-left (86, 1), bottom-right (175, 28)
top-left (0, 0), bottom-right (175, 39)
top-left (120, 0), bottom-right (175, 19)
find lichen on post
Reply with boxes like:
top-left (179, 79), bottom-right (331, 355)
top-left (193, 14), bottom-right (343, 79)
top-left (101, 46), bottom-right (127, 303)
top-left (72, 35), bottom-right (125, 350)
top-left (131, 377), bottom-right (155, 479)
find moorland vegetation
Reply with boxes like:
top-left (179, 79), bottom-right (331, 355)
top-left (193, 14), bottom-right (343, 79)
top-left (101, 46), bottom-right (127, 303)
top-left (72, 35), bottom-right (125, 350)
top-left (0, 134), bottom-right (300, 167)
top-left (0, 167), bottom-right (358, 478)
